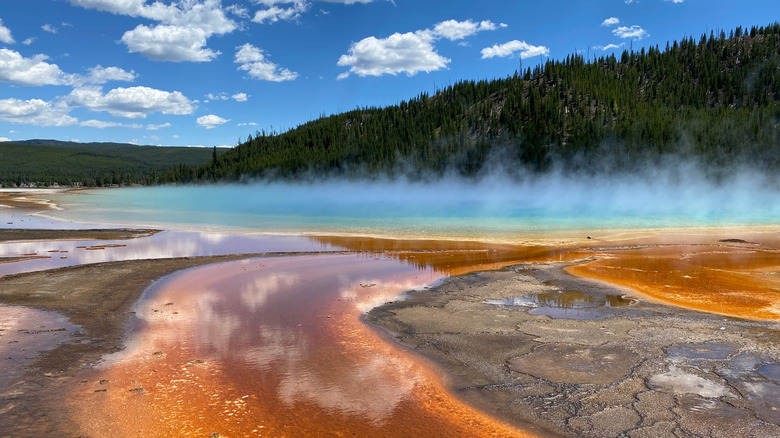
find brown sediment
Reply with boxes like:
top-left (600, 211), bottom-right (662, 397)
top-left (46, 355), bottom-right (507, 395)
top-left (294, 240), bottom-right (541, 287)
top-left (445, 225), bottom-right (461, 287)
top-left (567, 237), bottom-right (780, 322)
top-left (309, 235), bottom-right (580, 276)
top-left (0, 228), bottom-right (161, 242)
top-left (3, 227), bottom-right (780, 436)
top-left (67, 255), bottom-right (532, 437)
top-left (367, 260), bottom-right (780, 437)
top-left (0, 252), bottom-right (340, 436)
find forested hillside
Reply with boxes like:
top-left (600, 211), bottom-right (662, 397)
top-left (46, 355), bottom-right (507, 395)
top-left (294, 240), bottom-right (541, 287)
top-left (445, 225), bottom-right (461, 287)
top-left (0, 141), bottom-right (221, 187)
top-left (163, 23), bottom-right (780, 183)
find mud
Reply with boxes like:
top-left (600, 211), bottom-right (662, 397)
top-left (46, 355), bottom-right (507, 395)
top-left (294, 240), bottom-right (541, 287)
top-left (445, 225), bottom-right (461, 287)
top-left (367, 262), bottom-right (780, 437)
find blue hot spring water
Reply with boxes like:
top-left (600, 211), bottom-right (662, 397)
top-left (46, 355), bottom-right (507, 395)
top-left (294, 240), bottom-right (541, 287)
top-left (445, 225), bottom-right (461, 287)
top-left (46, 175), bottom-right (780, 240)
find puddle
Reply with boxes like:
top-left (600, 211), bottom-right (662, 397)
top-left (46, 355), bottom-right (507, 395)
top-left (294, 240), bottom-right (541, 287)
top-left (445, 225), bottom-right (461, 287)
top-left (71, 254), bottom-right (526, 437)
top-left (759, 364), bottom-right (780, 383)
top-left (667, 342), bottom-right (734, 363)
top-left (0, 305), bottom-right (78, 390)
top-left (485, 290), bottom-right (636, 320)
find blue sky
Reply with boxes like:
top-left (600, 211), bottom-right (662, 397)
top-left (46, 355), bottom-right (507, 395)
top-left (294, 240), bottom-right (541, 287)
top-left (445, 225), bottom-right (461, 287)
top-left (0, 0), bottom-right (777, 147)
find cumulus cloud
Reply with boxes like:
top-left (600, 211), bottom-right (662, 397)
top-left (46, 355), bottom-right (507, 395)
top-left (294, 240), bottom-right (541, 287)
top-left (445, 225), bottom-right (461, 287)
top-left (613, 25), bottom-right (648, 40)
top-left (0, 48), bottom-right (74, 86)
top-left (232, 92), bottom-right (248, 102)
top-left (85, 65), bottom-right (137, 84)
top-left (197, 114), bottom-right (229, 129)
top-left (0, 19), bottom-right (14, 44)
top-left (69, 0), bottom-right (236, 62)
top-left (0, 137), bottom-right (10, 142)
top-left (252, 1), bottom-right (309, 24)
top-left (601, 17), bottom-right (619, 27)
top-left (235, 43), bottom-right (298, 82)
top-left (432, 19), bottom-right (505, 41)
top-left (481, 40), bottom-right (549, 59)
top-left (0, 98), bottom-right (77, 126)
top-left (337, 30), bottom-right (449, 79)
top-left (66, 85), bottom-right (195, 118)
top-left (337, 19), bottom-right (504, 79)
top-left (121, 24), bottom-right (218, 62)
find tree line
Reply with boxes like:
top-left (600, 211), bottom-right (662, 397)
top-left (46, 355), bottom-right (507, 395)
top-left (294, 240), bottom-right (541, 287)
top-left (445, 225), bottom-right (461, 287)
top-left (161, 22), bottom-right (779, 184)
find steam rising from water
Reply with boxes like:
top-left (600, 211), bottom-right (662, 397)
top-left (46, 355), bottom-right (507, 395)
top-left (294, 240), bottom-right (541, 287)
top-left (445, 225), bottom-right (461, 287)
top-left (50, 163), bottom-right (780, 239)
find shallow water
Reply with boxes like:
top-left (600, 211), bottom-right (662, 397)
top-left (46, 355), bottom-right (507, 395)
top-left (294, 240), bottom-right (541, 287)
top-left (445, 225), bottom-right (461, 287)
top-left (0, 229), bottom-right (329, 275)
top-left (71, 254), bottom-right (527, 436)
top-left (0, 306), bottom-right (78, 393)
top-left (485, 290), bottom-right (637, 320)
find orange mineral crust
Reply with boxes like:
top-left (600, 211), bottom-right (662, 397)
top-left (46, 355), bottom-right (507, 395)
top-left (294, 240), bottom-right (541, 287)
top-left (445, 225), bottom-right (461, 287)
top-left (568, 241), bottom-right (780, 321)
top-left (70, 255), bottom-right (533, 437)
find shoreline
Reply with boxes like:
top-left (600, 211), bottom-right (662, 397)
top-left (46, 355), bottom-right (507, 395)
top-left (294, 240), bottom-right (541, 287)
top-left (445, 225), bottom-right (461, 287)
top-left (2, 192), bottom-right (780, 436)
top-left (0, 250), bottom-right (377, 437)
top-left (366, 261), bottom-right (780, 437)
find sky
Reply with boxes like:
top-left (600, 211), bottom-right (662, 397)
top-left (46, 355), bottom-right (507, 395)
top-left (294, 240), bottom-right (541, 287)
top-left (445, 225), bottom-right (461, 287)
top-left (0, 0), bottom-right (778, 148)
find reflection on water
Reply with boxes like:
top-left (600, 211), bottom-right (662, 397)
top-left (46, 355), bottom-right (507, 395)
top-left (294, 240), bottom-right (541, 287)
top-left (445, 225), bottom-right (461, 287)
top-left (486, 290), bottom-right (636, 320)
top-left (0, 306), bottom-right (77, 392)
top-left (0, 230), bottom-right (331, 276)
top-left (75, 254), bottom-right (526, 436)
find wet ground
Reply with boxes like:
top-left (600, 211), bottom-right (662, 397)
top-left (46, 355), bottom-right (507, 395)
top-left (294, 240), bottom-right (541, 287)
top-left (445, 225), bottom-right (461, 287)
top-left (368, 262), bottom-right (780, 437)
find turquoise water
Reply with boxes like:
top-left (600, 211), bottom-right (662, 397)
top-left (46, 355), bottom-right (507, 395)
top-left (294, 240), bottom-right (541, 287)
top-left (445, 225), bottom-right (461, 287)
top-left (46, 176), bottom-right (780, 240)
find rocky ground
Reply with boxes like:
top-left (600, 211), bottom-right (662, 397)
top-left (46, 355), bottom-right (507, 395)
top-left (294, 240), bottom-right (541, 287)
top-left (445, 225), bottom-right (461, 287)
top-left (367, 262), bottom-right (780, 438)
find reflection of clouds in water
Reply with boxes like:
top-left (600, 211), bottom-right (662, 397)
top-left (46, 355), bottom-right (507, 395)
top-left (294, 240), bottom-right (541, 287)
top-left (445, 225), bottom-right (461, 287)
top-left (277, 354), bottom-right (416, 423)
top-left (241, 324), bottom-right (308, 372)
top-left (341, 279), bottom-right (433, 313)
top-left (193, 290), bottom-right (243, 356)
top-left (240, 273), bottom-right (300, 312)
top-left (0, 231), bottom-right (322, 276)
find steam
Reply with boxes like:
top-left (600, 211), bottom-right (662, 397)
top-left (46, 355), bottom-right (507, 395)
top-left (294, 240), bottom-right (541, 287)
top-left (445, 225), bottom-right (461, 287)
top-left (51, 159), bottom-right (780, 239)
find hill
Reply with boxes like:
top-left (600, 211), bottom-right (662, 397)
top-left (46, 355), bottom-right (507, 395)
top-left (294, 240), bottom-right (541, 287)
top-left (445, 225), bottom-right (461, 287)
top-left (162, 23), bottom-right (780, 183)
top-left (0, 141), bottom-right (222, 187)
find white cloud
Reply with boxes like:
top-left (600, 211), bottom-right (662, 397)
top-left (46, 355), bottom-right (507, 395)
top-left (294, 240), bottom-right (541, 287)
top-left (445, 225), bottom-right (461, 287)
top-left (66, 85), bottom-right (195, 118)
top-left (0, 19), bottom-right (14, 44)
top-left (601, 17), bottom-right (619, 27)
top-left (337, 30), bottom-right (449, 79)
top-left (42, 24), bottom-right (58, 34)
top-left (146, 122), bottom-right (171, 130)
top-left (0, 98), bottom-right (77, 126)
top-left (80, 119), bottom-right (143, 128)
top-left (613, 25), bottom-right (648, 40)
top-left (0, 137), bottom-right (10, 142)
top-left (238, 122), bottom-right (258, 127)
top-left (665, 0), bottom-right (683, 3)
top-left (121, 24), bottom-right (218, 62)
top-left (232, 92), bottom-right (248, 102)
top-left (205, 92), bottom-right (228, 101)
top-left (197, 114), bottom-right (229, 129)
top-left (337, 18), bottom-right (503, 79)
top-left (594, 43), bottom-right (625, 51)
top-left (226, 4), bottom-right (249, 18)
top-left (86, 65), bottom-right (137, 84)
top-left (70, 0), bottom-right (236, 62)
top-left (252, 1), bottom-right (309, 24)
top-left (235, 43), bottom-right (298, 82)
top-left (432, 19), bottom-right (505, 41)
top-left (22, 38), bottom-right (35, 46)
top-left (0, 49), bottom-right (74, 86)
top-left (481, 40), bottom-right (549, 59)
